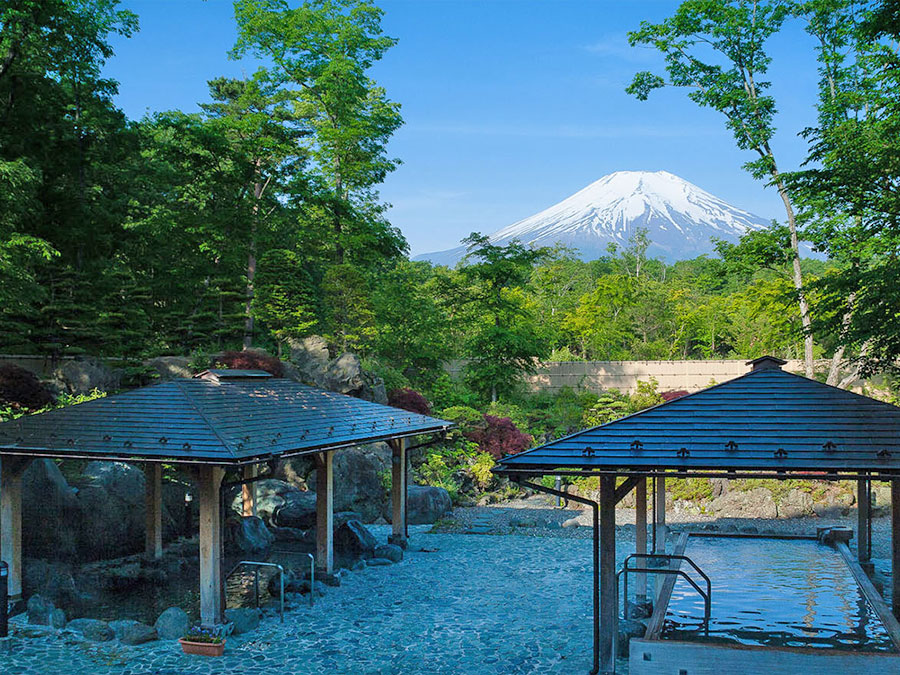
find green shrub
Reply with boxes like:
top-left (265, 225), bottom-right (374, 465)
top-left (582, 392), bottom-right (631, 426)
top-left (439, 405), bottom-right (484, 431)
top-left (467, 452), bottom-right (496, 490)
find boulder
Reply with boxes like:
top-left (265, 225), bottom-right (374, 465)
top-left (224, 608), bottom-right (260, 635)
top-left (562, 518), bottom-right (580, 529)
top-left (709, 487), bottom-right (777, 519)
top-left (155, 607), bottom-right (189, 640)
top-left (237, 479), bottom-right (315, 528)
top-left (22, 460), bottom-right (80, 560)
top-left (374, 544), bottom-right (403, 563)
top-left (225, 516), bottom-right (274, 556)
top-left (27, 595), bottom-right (55, 625)
top-left (75, 462), bottom-right (148, 560)
top-left (334, 520), bottom-right (379, 559)
top-left (109, 619), bottom-right (157, 645)
top-left (66, 618), bottom-right (114, 642)
top-left (23, 559), bottom-right (84, 612)
top-left (51, 357), bottom-right (120, 395)
top-left (270, 525), bottom-right (311, 543)
top-left (405, 485), bottom-right (452, 525)
top-left (309, 446), bottom-right (391, 522)
top-left (778, 488), bottom-right (814, 518)
top-left (366, 558), bottom-right (393, 567)
top-left (286, 336), bottom-right (330, 381)
top-left (50, 608), bottom-right (67, 629)
top-left (144, 356), bottom-right (193, 382)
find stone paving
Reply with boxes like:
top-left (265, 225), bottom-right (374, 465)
top-left (2, 524), bottom-right (634, 675)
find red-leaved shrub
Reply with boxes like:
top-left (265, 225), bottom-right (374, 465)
top-left (467, 415), bottom-right (532, 459)
top-left (661, 390), bottom-right (689, 402)
top-left (388, 388), bottom-right (431, 416)
top-left (0, 364), bottom-right (56, 410)
top-left (214, 350), bottom-right (285, 377)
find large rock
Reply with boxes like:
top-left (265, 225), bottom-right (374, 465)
top-left (155, 606), bottom-right (189, 640)
top-left (709, 487), bottom-right (777, 519)
top-left (283, 339), bottom-right (387, 404)
top-left (286, 336), bottom-right (330, 380)
top-left (334, 520), bottom-right (379, 559)
top-left (405, 485), bottom-right (452, 525)
top-left (308, 445), bottom-right (391, 522)
top-left (778, 488), bottom-right (814, 518)
top-left (26, 595), bottom-right (55, 625)
top-left (51, 357), bottom-right (119, 395)
top-left (233, 479), bottom-right (315, 528)
top-left (224, 608), bottom-right (260, 635)
top-left (75, 462), bottom-right (148, 560)
top-left (22, 460), bottom-right (80, 560)
top-left (109, 619), bottom-right (157, 645)
top-left (23, 560), bottom-right (84, 612)
top-left (66, 618), bottom-right (114, 642)
top-left (144, 356), bottom-right (193, 381)
top-left (374, 544), bottom-right (403, 563)
top-left (225, 516), bottom-right (274, 556)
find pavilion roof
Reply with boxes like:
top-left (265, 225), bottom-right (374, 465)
top-left (0, 370), bottom-right (449, 465)
top-left (495, 357), bottom-right (900, 479)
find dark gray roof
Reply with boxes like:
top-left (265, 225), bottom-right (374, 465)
top-left (495, 365), bottom-right (900, 477)
top-left (0, 373), bottom-right (449, 465)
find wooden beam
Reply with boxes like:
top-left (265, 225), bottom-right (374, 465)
top-left (599, 475), bottom-right (617, 673)
top-left (197, 465), bottom-right (225, 626)
top-left (893, 478), bottom-right (900, 621)
top-left (858, 477), bottom-right (870, 566)
top-left (144, 463), bottom-right (163, 559)
top-left (241, 464), bottom-right (258, 518)
top-left (0, 457), bottom-right (30, 600)
top-left (614, 476), bottom-right (641, 505)
top-left (315, 451), bottom-right (334, 575)
top-left (635, 477), bottom-right (648, 600)
top-left (653, 476), bottom-right (667, 554)
top-left (389, 438), bottom-right (408, 548)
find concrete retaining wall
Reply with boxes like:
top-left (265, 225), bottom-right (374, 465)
top-left (446, 359), bottom-right (824, 394)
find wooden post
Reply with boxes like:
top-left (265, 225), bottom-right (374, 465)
top-left (241, 464), bottom-right (258, 518)
top-left (389, 438), bottom-right (408, 549)
top-left (858, 477), bottom-right (871, 567)
top-left (197, 465), bottom-right (225, 627)
top-left (892, 478), bottom-right (900, 621)
top-left (0, 457), bottom-right (30, 600)
top-left (599, 475), bottom-right (617, 673)
top-left (315, 451), bottom-right (334, 575)
top-left (654, 476), bottom-right (667, 555)
top-left (635, 477), bottom-right (648, 600)
top-left (144, 463), bottom-right (163, 559)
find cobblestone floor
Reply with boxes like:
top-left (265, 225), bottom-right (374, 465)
top-left (3, 525), bottom-right (633, 675)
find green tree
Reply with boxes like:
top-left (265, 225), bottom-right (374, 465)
top-left (458, 234), bottom-right (550, 402)
top-left (253, 249), bottom-right (318, 354)
top-left (322, 263), bottom-right (376, 353)
top-left (231, 0), bottom-right (404, 265)
top-left (627, 0), bottom-right (815, 376)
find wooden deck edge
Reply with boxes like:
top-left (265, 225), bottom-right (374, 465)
top-left (643, 531), bottom-right (690, 640)
top-left (835, 540), bottom-right (900, 652)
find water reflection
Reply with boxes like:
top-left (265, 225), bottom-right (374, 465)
top-left (662, 538), bottom-right (894, 652)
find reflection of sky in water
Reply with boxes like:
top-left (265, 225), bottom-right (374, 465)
top-left (662, 538), bottom-right (895, 652)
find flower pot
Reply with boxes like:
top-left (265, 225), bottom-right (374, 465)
top-left (178, 638), bottom-right (225, 657)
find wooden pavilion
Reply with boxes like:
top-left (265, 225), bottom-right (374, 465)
top-left (0, 369), bottom-right (450, 626)
top-left (494, 355), bottom-right (900, 674)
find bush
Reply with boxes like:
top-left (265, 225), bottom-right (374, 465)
top-left (467, 415), bottom-right (532, 459)
top-left (388, 388), bottom-right (431, 416)
top-left (661, 390), bottom-right (689, 402)
top-left (582, 392), bottom-right (631, 427)
top-left (467, 452), bottom-right (496, 490)
top-left (213, 350), bottom-right (285, 377)
top-left (485, 402), bottom-right (529, 434)
top-left (439, 405), bottom-right (484, 432)
top-left (0, 364), bottom-right (55, 411)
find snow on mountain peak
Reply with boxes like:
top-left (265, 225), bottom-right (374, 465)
top-left (416, 171), bottom-right (771, 265)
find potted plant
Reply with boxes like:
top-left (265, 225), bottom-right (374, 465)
top-left (179, 626), bottom-right (225, 657)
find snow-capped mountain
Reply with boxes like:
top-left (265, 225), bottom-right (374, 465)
top-left (416, 170), bottom-right (772, 265)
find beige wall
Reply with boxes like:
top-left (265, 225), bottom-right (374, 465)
top-left (446, 359), bottom-right (824, 394)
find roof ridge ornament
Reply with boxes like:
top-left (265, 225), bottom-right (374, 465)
top-left (746, 355), bottom-right (788, 372)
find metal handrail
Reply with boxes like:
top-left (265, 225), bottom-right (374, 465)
top-left (225, 561), bottom-right (285, 623)
top-left (617, 554), bottom-right (712, 628)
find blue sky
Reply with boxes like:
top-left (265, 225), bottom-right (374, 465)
top-left (106, 0), bottom-right (821, 256)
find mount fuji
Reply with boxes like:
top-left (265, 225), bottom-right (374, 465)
top-left (416, 170), bottom-right (772, 265)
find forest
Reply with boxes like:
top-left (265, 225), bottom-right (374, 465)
top-left (2, 0), bottom-right (900, 419)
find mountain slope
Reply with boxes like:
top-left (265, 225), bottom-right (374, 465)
top-left (416, 170), bottom-right (772, 265)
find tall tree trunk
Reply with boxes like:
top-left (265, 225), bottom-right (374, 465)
top-left (771, 169), bottom-right (814, 378)
top-left (243, 177), bottom-right (262, 350)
